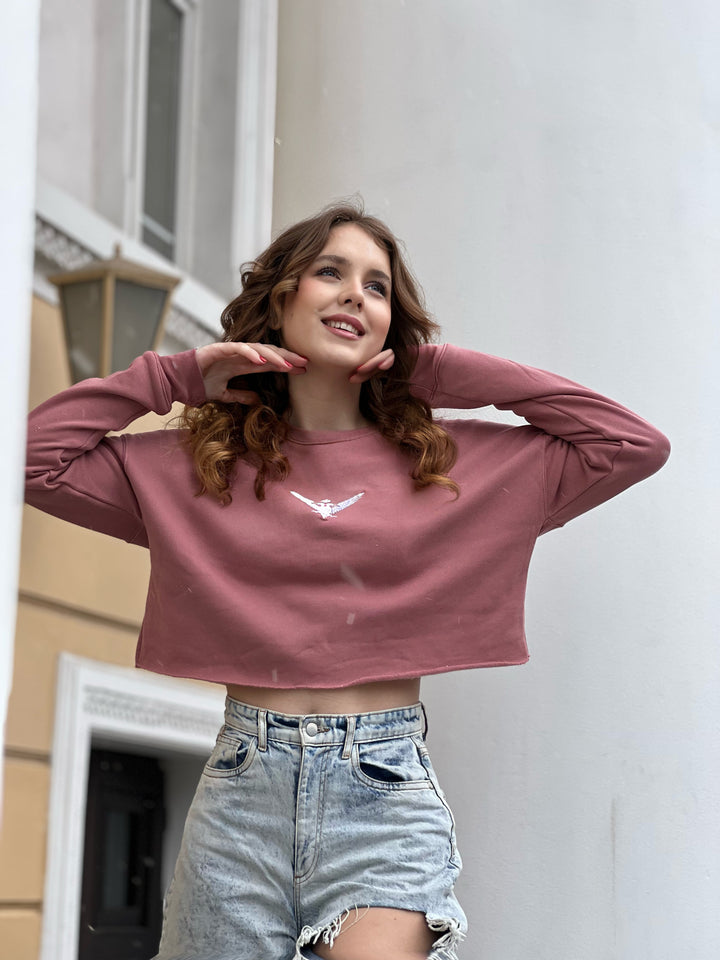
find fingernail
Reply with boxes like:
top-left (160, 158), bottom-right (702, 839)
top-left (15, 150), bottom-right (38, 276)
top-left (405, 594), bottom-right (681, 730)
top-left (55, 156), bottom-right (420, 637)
top-left (257, 357), bottom-right (267, 364)
top-left (284, 360), bottom-right (293, 368)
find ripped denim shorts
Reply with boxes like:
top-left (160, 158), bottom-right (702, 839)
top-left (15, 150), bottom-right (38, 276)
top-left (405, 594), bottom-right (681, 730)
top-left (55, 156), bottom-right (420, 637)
top-left (154, 697), bottom-right (467, 960)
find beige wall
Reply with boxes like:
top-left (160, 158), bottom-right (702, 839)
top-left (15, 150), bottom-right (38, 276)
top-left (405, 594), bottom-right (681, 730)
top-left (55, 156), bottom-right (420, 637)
top-left (0, 296), bottom-right (173, 957)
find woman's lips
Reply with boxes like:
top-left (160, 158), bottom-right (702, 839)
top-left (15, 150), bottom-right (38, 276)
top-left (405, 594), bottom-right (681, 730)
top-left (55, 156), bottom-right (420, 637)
top-left (321, 314), bottom-right (365, 337)
top-left (322, 322), bottom-right (362, 340)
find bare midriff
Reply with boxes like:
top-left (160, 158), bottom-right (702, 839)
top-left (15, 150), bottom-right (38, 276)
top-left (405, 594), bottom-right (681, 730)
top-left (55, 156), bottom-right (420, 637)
top-left (225, 677), bottom-right (422, 716)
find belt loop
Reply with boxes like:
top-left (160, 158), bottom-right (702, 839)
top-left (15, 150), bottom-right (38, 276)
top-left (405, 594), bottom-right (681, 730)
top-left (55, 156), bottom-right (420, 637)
top-left (420, 702), bottom-right (429, 739)
top-left (341, 715), bottom-right (356, 760)
top-left (257, 708), bottom-right (268, 752)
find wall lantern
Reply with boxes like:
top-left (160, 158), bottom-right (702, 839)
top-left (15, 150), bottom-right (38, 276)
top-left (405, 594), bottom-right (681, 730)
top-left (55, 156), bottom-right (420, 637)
top-left (49, 245), bottom-right (180, 383)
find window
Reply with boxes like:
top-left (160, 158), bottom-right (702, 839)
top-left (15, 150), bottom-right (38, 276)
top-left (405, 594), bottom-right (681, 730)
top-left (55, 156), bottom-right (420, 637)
top-left (141, 0), bottom-right (184, 260)
top-left (78, 749), bottom-right (165, 960)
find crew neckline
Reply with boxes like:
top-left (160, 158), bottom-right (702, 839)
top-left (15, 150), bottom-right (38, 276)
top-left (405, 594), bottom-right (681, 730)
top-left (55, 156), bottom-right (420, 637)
top-left (286, 424), bottom-right (378, 445)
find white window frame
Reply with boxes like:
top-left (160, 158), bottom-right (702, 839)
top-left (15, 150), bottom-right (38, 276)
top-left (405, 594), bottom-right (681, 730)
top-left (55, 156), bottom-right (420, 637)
top-left (231, 0), bottom-right (279, 272)
top-left (126, 0), bottom-right (199, 266)
top-left (124, 0), bottom-right (277, 272)
top-left (40, 653), bottom-right (225, 960)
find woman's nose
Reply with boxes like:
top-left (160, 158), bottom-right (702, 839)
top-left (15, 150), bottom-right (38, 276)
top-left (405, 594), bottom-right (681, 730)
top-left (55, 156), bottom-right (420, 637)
top-left (340, 277), bottom-right (364, 307)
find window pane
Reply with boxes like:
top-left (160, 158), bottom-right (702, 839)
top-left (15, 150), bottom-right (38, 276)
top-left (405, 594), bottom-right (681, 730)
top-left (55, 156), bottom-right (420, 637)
top-left (101, 808), bottom-right (140, 910)
top-left (79, 750), bottom-right (165, 959)
top-left (143, 0), bottom-right (182, 259)
top-left (61, 280), bottom-right (104, 380)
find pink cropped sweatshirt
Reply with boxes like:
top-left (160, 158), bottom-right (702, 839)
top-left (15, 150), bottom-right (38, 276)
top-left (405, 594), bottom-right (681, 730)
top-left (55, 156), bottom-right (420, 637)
top-left (24, 344), bottom-right (670, 688)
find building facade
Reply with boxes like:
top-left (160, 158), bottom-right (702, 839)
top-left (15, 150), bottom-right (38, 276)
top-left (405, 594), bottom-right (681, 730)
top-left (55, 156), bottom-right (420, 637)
top-left (3, 1), bottom-right (717, 959)
top-left (1, 2), bottom-right (276, 957)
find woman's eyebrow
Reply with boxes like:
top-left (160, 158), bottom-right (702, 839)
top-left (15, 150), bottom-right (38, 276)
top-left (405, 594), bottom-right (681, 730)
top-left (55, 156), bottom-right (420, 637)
top-left (314, 254), bottom-right (391, 285)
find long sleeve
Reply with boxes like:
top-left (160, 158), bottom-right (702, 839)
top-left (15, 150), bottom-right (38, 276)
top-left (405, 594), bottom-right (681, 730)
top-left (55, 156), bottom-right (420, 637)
top-left (409, 343), bottom-right (670, 531)
top-left (25, 349), bottom-right (207, 544)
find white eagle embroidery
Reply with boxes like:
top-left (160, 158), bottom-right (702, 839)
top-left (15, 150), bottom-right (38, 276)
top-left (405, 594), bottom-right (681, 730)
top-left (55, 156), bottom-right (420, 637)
top-left (290, 490), bottom-right (365, 520)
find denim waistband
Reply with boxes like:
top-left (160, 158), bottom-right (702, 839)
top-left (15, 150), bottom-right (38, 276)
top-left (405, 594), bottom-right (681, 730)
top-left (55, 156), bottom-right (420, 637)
top-left (224, 696), bottom-right (426, 752)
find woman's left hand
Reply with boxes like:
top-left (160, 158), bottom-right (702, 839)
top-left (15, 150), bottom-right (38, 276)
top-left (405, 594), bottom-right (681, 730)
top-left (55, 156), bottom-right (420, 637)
top-left (348, 349), bottom-right (395, 383)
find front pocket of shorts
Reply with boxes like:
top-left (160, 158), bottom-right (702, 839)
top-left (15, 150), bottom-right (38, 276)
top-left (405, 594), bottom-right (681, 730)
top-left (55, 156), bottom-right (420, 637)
top-left (351, 736), bottom-right (432, 792)
top-left (203, 730), bottom-right (257, 779)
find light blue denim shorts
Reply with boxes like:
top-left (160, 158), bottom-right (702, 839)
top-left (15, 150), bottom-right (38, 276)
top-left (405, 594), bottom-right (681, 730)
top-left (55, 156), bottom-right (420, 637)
top-left (154, 697), bottom-right (467, 960)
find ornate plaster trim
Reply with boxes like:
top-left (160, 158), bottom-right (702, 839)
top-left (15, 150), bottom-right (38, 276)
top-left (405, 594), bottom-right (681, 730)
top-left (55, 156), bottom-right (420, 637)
top-left (83, 685), bottom-right (221, 739)
top-left (35, 215), bottom-right (94, 271)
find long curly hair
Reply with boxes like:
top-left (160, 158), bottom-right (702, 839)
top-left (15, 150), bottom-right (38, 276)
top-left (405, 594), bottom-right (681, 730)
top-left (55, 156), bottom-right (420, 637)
top-left (179, 200), bottom-right (458, 502)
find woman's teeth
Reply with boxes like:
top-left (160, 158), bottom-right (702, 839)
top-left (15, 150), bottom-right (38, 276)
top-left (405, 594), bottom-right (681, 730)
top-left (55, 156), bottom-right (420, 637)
top-left (324, 320), bottom-right (361, 335)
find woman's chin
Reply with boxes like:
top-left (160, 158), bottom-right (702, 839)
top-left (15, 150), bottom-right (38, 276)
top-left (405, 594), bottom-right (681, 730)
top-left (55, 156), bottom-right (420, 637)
top-left (301, 347), bottom-right (373, 376)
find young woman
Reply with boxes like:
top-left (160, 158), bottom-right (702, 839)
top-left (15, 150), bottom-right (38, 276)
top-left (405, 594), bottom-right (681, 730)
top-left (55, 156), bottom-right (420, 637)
top-left (25, 202), bottom-right (670, 960)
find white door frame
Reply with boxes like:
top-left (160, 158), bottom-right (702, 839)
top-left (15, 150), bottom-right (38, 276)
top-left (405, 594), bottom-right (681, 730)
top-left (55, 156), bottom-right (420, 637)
top-left (40, 653), bottom-right (225, 960)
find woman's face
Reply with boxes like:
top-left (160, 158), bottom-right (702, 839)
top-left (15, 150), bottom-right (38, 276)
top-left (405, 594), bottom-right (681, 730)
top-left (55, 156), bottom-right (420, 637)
top-left (280, 223), bottom-right (392, 371)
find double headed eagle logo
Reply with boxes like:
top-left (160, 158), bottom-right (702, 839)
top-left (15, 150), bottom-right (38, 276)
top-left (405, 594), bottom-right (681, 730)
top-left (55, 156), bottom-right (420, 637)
top-left (290, 490), bottom-right (365, 521)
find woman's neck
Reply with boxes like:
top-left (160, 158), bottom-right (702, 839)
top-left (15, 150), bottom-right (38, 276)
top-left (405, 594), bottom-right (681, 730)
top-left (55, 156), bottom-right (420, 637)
top-left (287, 371), bottom-right (368, 431)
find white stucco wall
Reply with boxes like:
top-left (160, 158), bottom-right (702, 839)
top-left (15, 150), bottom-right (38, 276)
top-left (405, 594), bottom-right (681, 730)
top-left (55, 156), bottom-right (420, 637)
top-left (37, 0), bottom-right (95, 207)
top-left (0, 0), bottom-right (38, 813)
top-left (274, 2), bottom-right (719, 958)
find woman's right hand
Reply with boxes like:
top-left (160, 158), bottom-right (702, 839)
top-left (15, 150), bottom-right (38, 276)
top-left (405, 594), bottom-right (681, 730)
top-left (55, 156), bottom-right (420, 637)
top-left (195, 342), bottom-right (307, 404)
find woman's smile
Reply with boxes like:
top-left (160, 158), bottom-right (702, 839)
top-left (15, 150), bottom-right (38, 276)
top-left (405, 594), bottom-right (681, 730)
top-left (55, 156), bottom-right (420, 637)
top-left (321, 313), bottom-right (365, 338)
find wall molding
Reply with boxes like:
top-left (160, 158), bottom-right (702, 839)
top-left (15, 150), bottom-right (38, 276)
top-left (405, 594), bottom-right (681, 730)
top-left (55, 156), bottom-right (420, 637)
top-left (40, 654), bottom-right (224, 960)
top-left (18, 589), bottom-right (142, 632)
top-left (231, 0), bottom-right (278, 272)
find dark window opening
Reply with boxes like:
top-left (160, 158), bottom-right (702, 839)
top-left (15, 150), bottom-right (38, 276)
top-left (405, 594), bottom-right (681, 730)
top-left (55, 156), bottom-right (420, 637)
top-left (79, 748), bottom-right (165, 960)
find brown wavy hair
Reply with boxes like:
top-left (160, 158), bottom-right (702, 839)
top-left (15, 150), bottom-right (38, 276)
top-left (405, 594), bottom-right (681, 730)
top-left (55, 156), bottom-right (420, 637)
top-left (179, 200), bottom-right (458, 502)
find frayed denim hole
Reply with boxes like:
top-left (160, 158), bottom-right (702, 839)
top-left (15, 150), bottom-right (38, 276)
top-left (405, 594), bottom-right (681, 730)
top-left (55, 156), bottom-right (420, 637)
top-left (427, 916), bottom-right (466, 960)
top-left (297, 909), bottom-right (464, 960)
top-left (296, 907), bottom-right (367, 960)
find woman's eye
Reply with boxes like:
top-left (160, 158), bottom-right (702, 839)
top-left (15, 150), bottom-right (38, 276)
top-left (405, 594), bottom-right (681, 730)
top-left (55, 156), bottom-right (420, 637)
top-left (315, 266), bottom-right (387, 296)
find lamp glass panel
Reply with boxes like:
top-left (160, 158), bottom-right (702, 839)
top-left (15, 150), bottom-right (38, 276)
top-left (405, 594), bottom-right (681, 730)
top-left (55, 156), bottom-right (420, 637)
top-left (61, 280), bottom-right (104, 382)
top-left (112, 279), bottom-right (167, 372)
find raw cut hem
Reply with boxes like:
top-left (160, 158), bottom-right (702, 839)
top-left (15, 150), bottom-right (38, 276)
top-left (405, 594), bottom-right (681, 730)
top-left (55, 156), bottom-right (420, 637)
top-left (135, 653), bottom-right (530, 690)
top-left (294, 907), bottom-right (465, 960)
top-left (427, 914), bottom-right (466, 960)
top-left (295, 907), bottom-right (366, 958)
